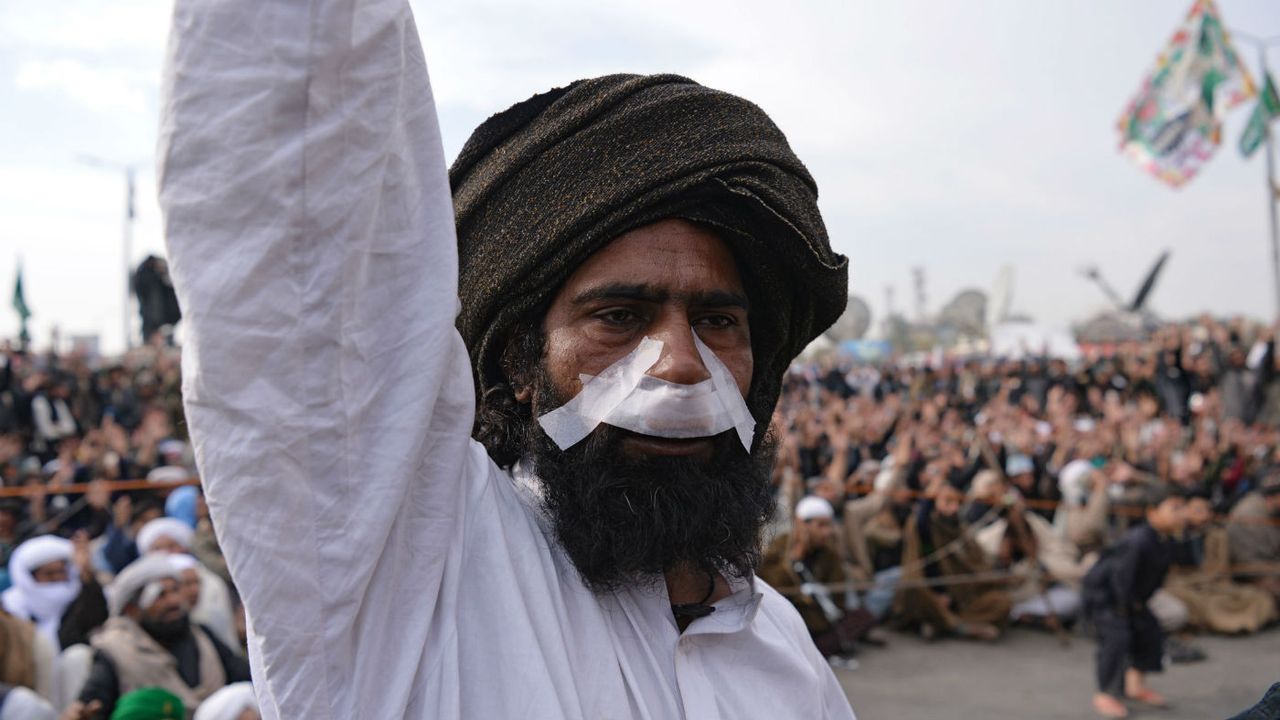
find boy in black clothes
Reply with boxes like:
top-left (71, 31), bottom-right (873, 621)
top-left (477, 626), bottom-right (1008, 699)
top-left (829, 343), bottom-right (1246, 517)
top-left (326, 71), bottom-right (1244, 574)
top-left (1083, 485), bottom-right (1186, 719)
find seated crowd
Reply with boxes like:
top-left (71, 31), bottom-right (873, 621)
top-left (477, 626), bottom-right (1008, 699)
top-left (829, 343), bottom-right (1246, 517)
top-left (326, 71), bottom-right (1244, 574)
top-left (763, 316), bottom-right (1280, 665)
top-left (2, 314), bottom-right (1279, 717)
top-left (0, 339), bottom-right (257, 720)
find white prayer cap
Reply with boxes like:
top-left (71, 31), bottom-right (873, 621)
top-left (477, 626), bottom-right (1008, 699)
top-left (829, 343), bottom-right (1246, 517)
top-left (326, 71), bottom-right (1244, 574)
top-left (193, 682), bottom-right (259, 720)
top-left (0, 685), bottom-right (57, 720)
top-left (873, 456), bottom-right (899, 493)
top-left (1005, 454), bottom-right (1034, 477)
top-left (969, 470), bottom-right (1003, 499)
top-left (147, 465), bottom-right (190, 483)
top-left (795, 496), bottom-right (834, 522)
top-left (137, 517), bottom-right (195, 554)
top-left (107, 553), bottom-right (183, 615)
top-left (1058, 459), bottom-right (1096, 507)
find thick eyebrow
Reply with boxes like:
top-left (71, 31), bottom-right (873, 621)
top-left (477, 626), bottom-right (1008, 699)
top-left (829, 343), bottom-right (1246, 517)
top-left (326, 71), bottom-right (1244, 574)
top-left (570, 282), bottom-right (749, 311)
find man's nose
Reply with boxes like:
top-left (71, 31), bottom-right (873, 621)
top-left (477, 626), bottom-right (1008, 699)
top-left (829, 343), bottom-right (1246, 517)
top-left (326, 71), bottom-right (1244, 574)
top-left (645, 319), bottom-right (711, 386)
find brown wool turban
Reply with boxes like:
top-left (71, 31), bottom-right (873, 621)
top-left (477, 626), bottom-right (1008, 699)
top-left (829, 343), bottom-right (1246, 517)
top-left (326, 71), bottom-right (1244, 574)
top-left (450, 73), bottom-right (848, 445)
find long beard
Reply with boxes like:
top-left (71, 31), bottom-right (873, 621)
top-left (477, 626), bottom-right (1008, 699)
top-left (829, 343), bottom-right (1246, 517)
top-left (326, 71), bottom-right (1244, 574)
top-left (524, 374), bottom-right (775, 592)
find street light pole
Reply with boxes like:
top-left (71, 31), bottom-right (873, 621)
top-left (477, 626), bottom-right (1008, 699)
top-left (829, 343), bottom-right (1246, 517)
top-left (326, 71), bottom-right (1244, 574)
top-left (79, 156), bottom-right (139, 352)
top-left (123, 167), bottom-right (136, 350)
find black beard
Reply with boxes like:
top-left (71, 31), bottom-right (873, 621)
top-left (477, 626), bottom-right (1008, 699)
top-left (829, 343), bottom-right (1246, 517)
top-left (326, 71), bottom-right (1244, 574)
top-left (528, 424), bottom-right (776, 593)
top-left (141, 614), bottom-right (191, 645)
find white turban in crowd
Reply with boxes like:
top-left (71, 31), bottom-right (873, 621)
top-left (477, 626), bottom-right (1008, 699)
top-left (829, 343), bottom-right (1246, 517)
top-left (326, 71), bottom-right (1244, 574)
top-left (193, 682), bottom-right (259, 720)
top-left (1005, 454), bottom-right (1034, 477)
top-left (1, 535), bottom-right (80, 644)
top-left (0, 685), bottom-right (57, 720)
top-left (795, 496), bottom-right (834, 522)
top-left (969, 469), bottom-right (1004, 500)
top-left (137, 517), bottom-right (195, 554)
top-left (107, 553), bottom-right (183, 616)
top-left (169, 553), bottom-right (198, 573)
top-left (1058, 459), bottom-right (1096, 507)
top-left (163, 552), bottom-right (240, 652)
top-left (873, 456), bottom-right (899, 493)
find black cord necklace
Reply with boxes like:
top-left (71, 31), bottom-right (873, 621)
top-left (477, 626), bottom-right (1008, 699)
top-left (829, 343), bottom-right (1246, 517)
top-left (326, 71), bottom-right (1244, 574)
top-left (671, 569), bottom-right (718, 621)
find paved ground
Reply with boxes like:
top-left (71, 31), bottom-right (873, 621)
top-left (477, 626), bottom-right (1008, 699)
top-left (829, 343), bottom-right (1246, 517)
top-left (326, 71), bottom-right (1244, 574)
top-left (836, 627), bottom-right (1278, 720)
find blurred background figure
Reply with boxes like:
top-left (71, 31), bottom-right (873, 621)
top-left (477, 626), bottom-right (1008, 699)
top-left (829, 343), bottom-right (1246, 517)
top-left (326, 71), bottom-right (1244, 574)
top-left (131, 258), bottom-right (181, 349)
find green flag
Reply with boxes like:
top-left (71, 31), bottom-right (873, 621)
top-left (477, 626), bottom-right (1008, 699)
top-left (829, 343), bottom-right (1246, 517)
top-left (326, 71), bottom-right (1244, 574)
top-left (1240, 72), bottom-right (1280, 158)
top-left (12, 262), bottom-right (30, 344)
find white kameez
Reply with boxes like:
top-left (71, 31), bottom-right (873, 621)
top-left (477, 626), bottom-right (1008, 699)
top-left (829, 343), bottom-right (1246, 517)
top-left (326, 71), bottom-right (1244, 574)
top-left (158, 0), bottom-right (856, 718)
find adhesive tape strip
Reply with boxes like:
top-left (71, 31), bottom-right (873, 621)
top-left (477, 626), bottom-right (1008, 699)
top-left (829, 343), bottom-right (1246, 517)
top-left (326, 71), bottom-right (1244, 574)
top-left (538, 335), bottom-right (755, 451)
top-left (692, 334), bottom-right (756, 451)
top-left (538, 337), bottom-right (663, 449)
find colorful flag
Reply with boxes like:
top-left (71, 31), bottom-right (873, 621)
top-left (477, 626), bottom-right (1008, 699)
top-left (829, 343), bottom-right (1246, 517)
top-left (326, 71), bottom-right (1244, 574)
top-left (12, 262), bottom-right (31, 344)
top-left (1117, 0), bottom-right (1256, 187)
top-left (1240, 72), bottom-right (1280, 158)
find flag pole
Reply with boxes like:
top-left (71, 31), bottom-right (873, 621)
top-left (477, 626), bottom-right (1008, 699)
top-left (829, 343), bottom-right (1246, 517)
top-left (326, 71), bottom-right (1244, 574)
top-left (1232, 31), bottom-right (1280, 320)
top-left (1263, 45), bottom-right (1280, 321)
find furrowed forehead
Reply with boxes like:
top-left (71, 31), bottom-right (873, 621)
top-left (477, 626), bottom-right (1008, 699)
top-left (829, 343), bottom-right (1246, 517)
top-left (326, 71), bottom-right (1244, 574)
top-left (552, 219), bottom-right (747, 310)
top-left (568, 282), bottom-right (749, 310)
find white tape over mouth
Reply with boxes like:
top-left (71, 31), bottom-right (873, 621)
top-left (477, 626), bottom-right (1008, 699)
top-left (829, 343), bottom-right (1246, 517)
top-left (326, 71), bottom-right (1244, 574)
top-left (537, 334), bottom-right (756, 452)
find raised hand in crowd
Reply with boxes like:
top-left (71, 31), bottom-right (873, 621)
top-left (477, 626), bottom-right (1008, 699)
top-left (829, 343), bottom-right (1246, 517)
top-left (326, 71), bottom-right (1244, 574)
top-left (58, 700), bottom-right (103, 720)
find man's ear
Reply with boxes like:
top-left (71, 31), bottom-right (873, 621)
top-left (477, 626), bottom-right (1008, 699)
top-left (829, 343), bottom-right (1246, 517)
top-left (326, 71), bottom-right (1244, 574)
top-left (499, 323), bottom-right (541, 407)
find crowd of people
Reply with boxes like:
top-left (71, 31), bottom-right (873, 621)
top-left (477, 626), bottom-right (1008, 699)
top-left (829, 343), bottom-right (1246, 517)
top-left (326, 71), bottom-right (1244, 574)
top-left (0, 337), bottom-right (256, 720)
top-left (765, 315), bottom-right (1280, 716)
top-left (1, 313), bottom-right (1279, 717)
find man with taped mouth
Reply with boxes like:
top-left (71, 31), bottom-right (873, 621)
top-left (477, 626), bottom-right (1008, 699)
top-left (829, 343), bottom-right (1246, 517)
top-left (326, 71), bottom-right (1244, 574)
top-left (159, 1), bottom-right (852, 718)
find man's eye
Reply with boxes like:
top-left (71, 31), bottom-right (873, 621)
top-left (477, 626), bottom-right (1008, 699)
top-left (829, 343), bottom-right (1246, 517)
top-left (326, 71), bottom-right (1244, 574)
top-left (696, 314), bottom-right (737, 328)
top-left (596, 309), bottom-right (640, 325)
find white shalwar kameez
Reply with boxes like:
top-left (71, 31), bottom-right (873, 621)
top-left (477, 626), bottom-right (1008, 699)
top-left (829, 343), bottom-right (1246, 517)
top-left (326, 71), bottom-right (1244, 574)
top-left (158, 1), bottom-right (857, 718)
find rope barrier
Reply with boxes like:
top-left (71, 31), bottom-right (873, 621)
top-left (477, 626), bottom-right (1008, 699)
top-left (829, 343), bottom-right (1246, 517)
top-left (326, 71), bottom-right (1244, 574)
top-left (772, 563), bottom-right (1280, 596)
top-left (837, 480), bottom-right (1280, 527)
top-left (0, 477), bottom-right (201, 499)
top-left (2, 474), bottom-right (1275, 526)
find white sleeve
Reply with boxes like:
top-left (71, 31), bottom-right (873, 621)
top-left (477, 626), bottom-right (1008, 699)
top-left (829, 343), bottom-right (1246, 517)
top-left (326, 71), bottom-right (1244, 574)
top-left (158, 1), bottom-right (475, 717)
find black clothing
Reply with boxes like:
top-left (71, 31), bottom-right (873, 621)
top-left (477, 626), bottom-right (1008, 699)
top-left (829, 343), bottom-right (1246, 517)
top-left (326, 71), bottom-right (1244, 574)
top-left (57, 577), bottom-right (109, 650)
top-left (1083, 523), bottom-right (1177, 696)
top-left (963, 501), bottom-right (995, 528)
top-left (1093, 606), bottom-right (1164, 696)
top-left (1228, 683), bottom-right (1280, 720)
top-left (133, 257), bottom-right (182, 343)
top-left (1083, 523), bottom-right (1176, 615)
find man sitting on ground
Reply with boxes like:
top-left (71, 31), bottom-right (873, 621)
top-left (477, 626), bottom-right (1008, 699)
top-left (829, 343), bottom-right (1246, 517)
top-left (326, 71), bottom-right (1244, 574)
top-left (761, 496), bottom-right (876, 666)
top-left (894, 478), bottom-right (1012, 642)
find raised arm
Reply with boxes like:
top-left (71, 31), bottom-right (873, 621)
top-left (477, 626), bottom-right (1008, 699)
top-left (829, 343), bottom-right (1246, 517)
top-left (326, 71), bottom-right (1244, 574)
top-left (158, 1), bottom-right (474, 716)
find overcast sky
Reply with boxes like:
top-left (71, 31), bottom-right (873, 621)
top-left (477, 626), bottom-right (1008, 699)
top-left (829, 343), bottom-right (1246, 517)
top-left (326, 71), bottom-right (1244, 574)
top-left (3, 0), bottom-right (1279, 354)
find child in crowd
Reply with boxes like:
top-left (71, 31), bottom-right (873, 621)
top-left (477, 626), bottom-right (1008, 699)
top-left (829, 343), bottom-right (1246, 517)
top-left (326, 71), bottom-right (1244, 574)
top-left (1083, 485), bottom-right (1187, 719)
